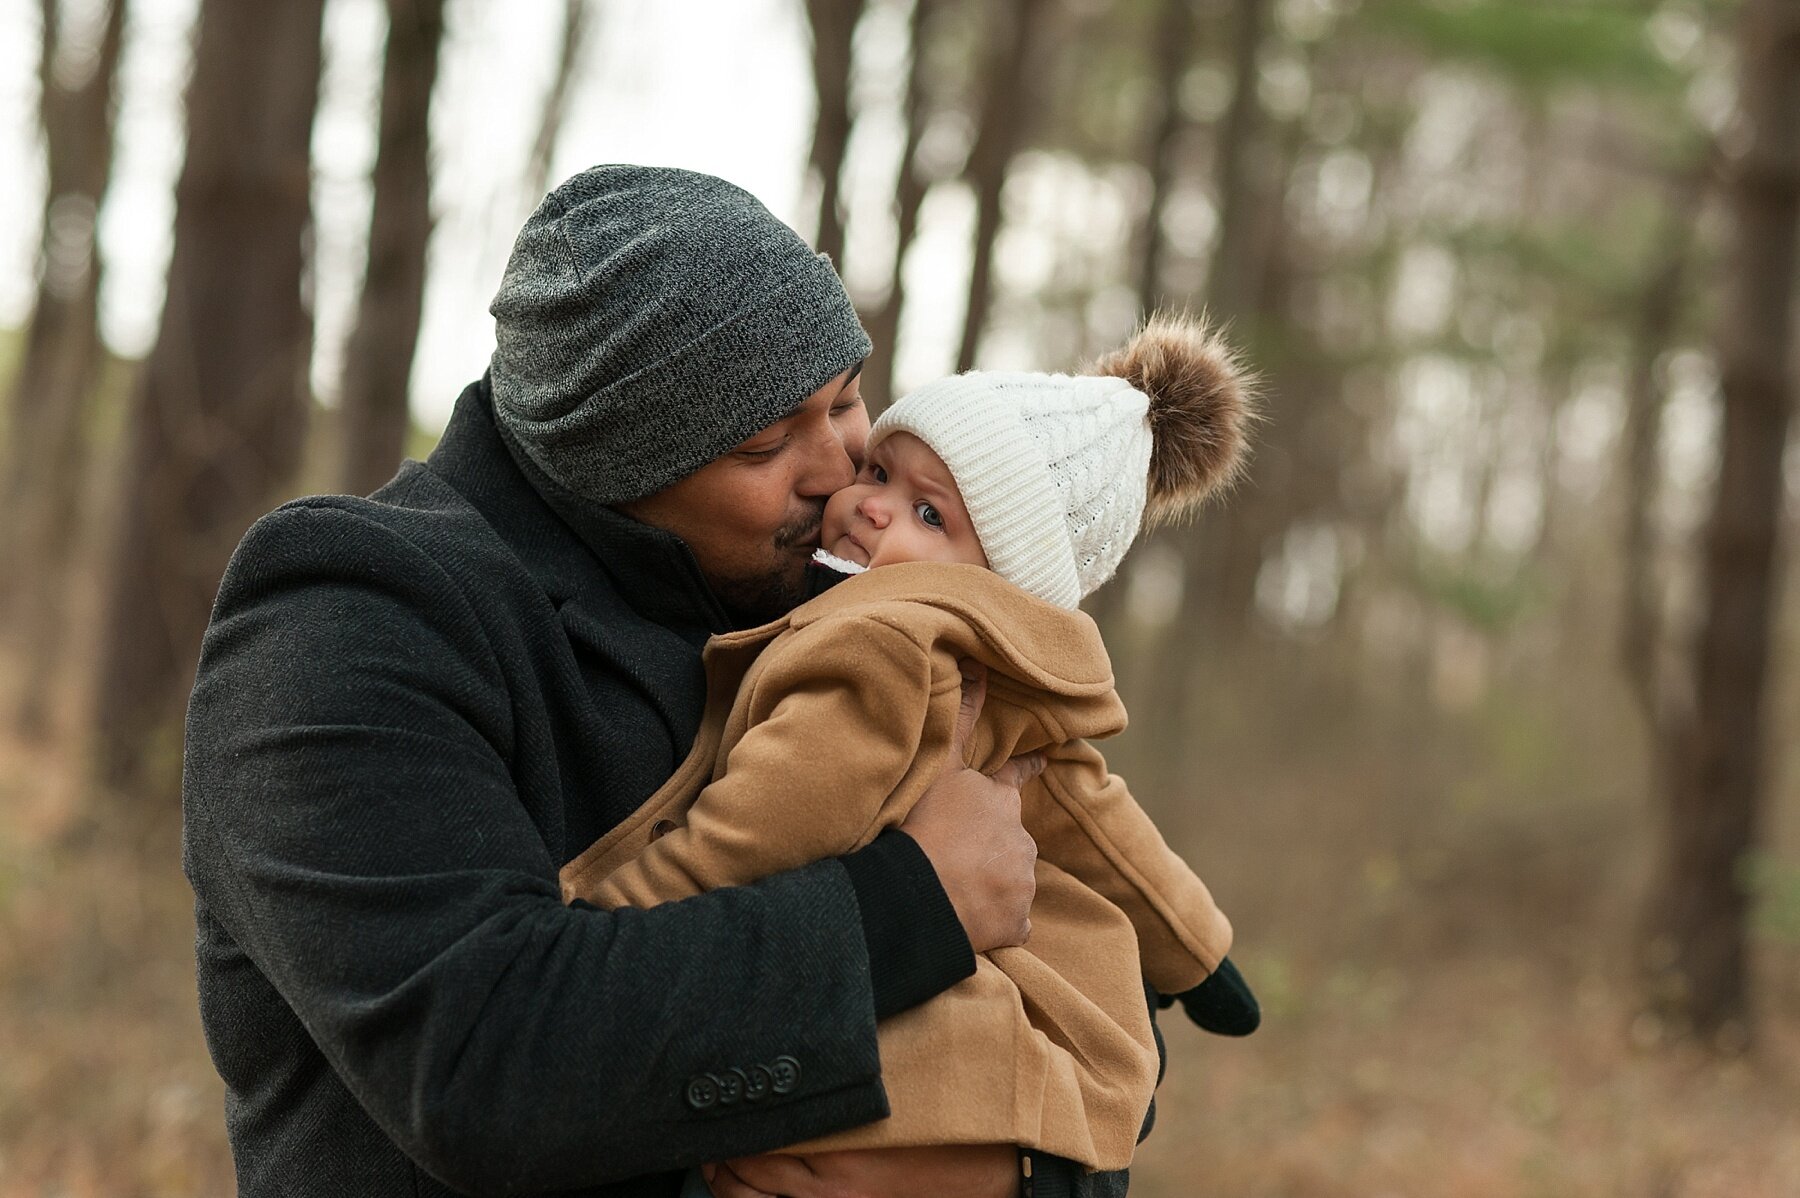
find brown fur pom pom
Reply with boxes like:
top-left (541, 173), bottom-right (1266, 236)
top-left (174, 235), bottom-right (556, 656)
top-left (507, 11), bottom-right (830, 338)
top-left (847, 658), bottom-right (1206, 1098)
top-left (1088, 312), bottom-right (1256, 527)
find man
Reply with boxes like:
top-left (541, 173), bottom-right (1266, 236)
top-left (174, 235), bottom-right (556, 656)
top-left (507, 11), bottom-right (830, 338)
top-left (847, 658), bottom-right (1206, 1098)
top-left (183, 166), bottom-right (1147, 1196)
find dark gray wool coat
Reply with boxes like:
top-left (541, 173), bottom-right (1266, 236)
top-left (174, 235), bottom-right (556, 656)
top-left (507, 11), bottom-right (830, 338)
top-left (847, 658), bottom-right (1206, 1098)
top-left (182, 377), bottom-right (1142, 1197)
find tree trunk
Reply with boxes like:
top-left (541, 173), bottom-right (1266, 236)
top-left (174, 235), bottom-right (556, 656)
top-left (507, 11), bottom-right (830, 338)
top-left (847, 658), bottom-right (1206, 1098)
top-left (1644, 0), bottom-right (1800, 1046)
top-left (524, 0), bottom-right (589, 204)
top-left (3, 0), bottom-right (128, 739)
top-left (803, 0), bottom-right (864, 268)
top-left (1620, 155), bottom-right (1710, 732)
top-left (338, 0), bottom-right (445, 497)
top-left (1186, 101), bottom-right (1291, 634)
top-left (1154, 0), bottom-right (1272, 639)
top-left (955, 0), bottom-right (1046, 373)
top-left (1205, 0), bottom-right (1269, 322)
top-left (1522, 363), bottom-right (1573, 568)
top-left (90, 0), bottom-right (326, 800)
top-left (861, 0), bottom-right (940, 413)
top-left (1135, 0), bottom-right (1195, 314)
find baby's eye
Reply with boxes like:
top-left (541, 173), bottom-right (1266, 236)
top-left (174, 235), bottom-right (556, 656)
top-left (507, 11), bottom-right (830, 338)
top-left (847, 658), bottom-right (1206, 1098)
top-left (914, 501), bottom-right (943, 530)
top-left (870, 464), bottom-right (889, 484)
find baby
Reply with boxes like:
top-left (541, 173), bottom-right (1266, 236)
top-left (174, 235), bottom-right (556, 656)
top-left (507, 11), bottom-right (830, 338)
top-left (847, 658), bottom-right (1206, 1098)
top-left (561, 314), bottom-right (1257, 1176)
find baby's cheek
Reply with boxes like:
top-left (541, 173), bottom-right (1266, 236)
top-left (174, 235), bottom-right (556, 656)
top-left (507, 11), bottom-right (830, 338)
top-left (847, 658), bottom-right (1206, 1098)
top-left (821, 489), bottom-right (856, 540)
top-left (871, 530), bottom-right (942, 568)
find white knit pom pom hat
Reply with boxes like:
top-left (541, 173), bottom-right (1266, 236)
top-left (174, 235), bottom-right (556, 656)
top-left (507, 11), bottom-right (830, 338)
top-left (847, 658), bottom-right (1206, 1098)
top-left (870, 373), bottom-right (1149, 608)
top-left (868, 314), bottom-right (1254, 610)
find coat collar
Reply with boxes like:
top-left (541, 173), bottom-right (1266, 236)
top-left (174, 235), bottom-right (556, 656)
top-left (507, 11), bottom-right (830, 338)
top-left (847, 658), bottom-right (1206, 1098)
top-left (423, 377), bottom-right (722, 747)
top-left (427, 375), bottom-right (732, 640)
top-left (714, 561), bottom-right (1116, 699)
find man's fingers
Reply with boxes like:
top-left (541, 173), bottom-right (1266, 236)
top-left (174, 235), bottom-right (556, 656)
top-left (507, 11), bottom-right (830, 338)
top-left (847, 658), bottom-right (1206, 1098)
top-left (992, 749), bottom-right (1047, 790)
top-left (704, 1162), bottom-right (779, 1198)
top-left (948, 660), bottom-right (988, 764)
top-left (724, 1154), bottom-right (817, 1196)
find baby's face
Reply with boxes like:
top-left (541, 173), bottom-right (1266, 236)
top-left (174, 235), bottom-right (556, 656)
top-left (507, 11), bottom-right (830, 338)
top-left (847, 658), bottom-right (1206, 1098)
top-left (821, 432), bottom-right (989, 571)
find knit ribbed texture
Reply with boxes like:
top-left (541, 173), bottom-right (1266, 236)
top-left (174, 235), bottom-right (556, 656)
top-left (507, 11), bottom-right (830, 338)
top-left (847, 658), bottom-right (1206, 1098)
top-left (489, 165), bottom-right (872, 505)
top-left (871, 372), bottom-right (1154, 609)
top-left (839, 830), bottom-right (977, 1020)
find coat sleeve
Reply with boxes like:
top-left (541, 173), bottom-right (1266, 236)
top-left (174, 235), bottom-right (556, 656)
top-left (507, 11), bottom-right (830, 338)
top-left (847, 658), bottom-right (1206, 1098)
top-left (182, 503), bottom-right (896, 1195)
top-left (1026, 739), bottom-right (1232, 994)
top-left (577, 617), bottom-right (954, 909)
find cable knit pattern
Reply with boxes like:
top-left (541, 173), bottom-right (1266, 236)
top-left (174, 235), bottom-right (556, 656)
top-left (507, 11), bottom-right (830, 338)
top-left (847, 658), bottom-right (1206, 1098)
top-left (871, 372), bottom-right (1153, 608)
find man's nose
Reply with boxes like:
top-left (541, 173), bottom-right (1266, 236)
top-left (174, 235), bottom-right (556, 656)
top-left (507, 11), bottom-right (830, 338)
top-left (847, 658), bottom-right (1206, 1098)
top-left (796, 430), bottom-right (857, 497)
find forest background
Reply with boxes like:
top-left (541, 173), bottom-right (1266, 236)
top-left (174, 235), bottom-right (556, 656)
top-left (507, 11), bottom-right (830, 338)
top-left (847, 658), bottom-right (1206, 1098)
top-left (1, 0), bottom-right (1797, 1193)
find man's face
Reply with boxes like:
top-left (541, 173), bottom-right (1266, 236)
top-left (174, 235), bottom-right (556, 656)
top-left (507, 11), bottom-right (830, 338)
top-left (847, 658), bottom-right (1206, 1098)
top-left (618, 366), bottom-right (870, 621)
top-left (820, 432), bottom-right (989, 571)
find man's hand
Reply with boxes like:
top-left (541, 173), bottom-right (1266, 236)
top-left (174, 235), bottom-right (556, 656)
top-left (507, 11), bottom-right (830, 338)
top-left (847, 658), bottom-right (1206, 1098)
top-left (898, 662), bottom-right (1043, 954)
top-left (703, 1144), bottom-right (1018, 1198)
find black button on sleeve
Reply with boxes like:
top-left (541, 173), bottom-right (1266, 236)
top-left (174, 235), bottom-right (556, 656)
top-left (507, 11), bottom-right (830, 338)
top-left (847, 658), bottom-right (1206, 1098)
top-left (769, 1055), bottom-right (801, 1094)
top-left (684, 1074), bottom-right (720, 1111)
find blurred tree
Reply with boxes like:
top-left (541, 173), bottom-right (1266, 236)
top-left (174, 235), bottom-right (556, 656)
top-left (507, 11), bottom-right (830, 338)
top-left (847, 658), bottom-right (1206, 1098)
top-left (90, 0), bottom-right (327, 799)
top-left (1176, 0), bottom-right (1276, 632)
top-left (1205, 0), bottom-right (1696, 643)
top-left (525, 0), bottom-right (593, 204)
top-left (1205, 0), bottom-right (1269, 323)
top-left (956, 0), bottom-right (1049, 372)
top-left (1134, 0), bottom-right (1196, 314)
top-left (1364, 0), bottom-right (1683, 94)
top-left (1620, 151), bottom-right (1712, 730)
top-left (861, 0), bottom-right (942, 413)
top-left (338, 0), bottom-right (446, 497)
top-left (1, 0), bottom-right (127, 738)
top-left (802, 0), bottom-right (867, 267)
top-left (1645, 0), bottom-right (1799, 1046)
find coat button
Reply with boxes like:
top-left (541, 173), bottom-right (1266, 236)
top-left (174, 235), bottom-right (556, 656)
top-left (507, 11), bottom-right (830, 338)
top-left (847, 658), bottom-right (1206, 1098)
top-left (744, 1063), bottom-right (773, 1101)
top-left (685, 1074), bottom-right (720, 1111)
top-left (718, 1067), bottom-right (747, 1105)
top-left (650, 819), bottom-right (678, 841)
top-left (769, 1055), bottom-right (801, 1094)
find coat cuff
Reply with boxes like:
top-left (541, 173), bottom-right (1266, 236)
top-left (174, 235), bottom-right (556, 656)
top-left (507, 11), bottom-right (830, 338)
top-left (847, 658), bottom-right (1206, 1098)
top-left (838, 829), bottom-right (975, 1020)
top-left (1021, 1149), bottom-right (1127, 1198)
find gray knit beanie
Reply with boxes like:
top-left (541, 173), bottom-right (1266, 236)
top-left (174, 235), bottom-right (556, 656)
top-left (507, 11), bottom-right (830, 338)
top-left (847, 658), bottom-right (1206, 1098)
top-left (489, 165), bottom-right (872, 505)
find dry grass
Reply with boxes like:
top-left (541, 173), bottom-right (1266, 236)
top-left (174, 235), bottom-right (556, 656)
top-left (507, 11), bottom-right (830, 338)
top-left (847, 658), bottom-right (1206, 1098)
top-left (0, 634), bottom-right (1795, 1197)
top-left (1138, 970), bottom-right (1800, 1197)
top-left (0, 733), bottom-right (234, 1195)
top-left (1115, 635), bottom-right (1800, 1197)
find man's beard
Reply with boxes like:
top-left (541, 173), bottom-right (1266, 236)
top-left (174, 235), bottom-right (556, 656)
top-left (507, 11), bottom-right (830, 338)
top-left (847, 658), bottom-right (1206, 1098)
top-left (708, 504), bottom-right (824, 624)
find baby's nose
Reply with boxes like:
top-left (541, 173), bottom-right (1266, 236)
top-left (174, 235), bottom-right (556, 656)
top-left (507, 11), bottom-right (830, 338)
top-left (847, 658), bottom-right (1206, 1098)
top-left (856, 494), bottom-right (890, 527)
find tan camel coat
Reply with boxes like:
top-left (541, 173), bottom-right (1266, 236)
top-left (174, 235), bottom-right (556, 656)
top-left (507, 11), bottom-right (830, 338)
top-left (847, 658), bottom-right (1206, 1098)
top-left (559, 561), bottom-right (1232, 1170)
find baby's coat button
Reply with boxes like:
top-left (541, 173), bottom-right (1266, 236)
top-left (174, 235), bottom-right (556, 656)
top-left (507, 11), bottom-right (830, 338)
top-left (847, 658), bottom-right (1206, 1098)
top-left (650, 819), bottom-right (678, 841)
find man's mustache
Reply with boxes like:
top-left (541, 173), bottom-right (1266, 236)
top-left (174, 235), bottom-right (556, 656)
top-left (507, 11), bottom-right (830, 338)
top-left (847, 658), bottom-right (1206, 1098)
top-left (772, 504), bottom-right (827, 550)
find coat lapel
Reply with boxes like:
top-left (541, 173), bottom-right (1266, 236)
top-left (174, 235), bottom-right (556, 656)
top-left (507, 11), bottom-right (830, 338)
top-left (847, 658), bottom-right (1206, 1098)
top-left (425, 375), bottom-right (721, 756)
top-left (552, 580), bottom-right (706, 752)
